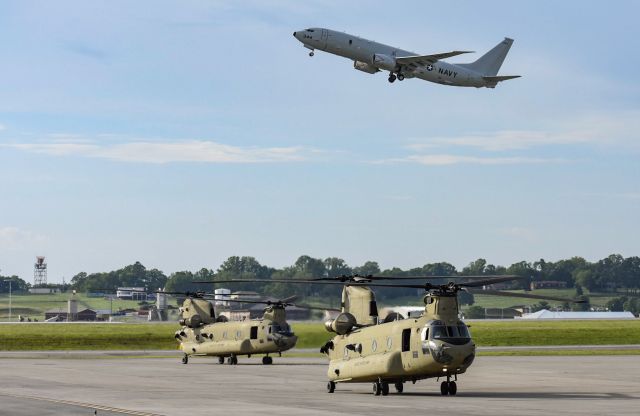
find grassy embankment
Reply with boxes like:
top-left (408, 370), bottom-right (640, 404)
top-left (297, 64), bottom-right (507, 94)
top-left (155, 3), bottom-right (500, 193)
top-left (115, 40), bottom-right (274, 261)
top-left (1, 321), bottom-right (639, 356)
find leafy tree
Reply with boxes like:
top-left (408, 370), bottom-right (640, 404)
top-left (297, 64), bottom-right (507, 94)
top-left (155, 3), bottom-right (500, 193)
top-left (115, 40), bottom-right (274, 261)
top-left (293, 255), bottom-right (326, 278)
top-left (0, 275), bottom-right (29, 293)
top-left (574, 269), bottom-right (595, 291)
top-left (324, 257), bottom-right (352, 278)
top-left (462, 258), bottom-right (487, 275)
top-left (353, 261), bottom-right (381, 276)
top-left (507, 261), bottom-right (537, 290)
top-left (457, 290), bottom-right (474, 306)
top-left (165, 271), bottom-right (199, 293)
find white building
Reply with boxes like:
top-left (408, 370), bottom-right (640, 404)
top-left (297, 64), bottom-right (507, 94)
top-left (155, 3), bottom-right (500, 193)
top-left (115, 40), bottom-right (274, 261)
top-left (116, 287), bottom-right (147, 300)
top-left (517, 309), bottom-right (636, 320)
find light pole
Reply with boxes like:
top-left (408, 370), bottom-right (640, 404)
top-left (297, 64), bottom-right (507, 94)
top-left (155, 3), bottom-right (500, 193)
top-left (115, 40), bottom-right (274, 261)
top-left (3, 279), bottom-right (12, 322)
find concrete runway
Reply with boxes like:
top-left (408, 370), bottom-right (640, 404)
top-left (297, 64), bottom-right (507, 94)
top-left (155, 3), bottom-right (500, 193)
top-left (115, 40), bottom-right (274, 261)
top-left (0, 356), bottom-right (639, 416)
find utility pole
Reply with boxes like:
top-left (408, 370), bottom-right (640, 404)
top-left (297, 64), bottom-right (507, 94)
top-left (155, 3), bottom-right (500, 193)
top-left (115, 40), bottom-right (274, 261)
top-left (3, 278), bottom-right (12, 322)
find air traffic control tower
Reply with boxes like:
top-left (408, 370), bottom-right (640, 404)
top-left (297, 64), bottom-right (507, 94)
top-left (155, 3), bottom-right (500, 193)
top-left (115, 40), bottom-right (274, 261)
top-left (34, 256), bottom-right (47, 286)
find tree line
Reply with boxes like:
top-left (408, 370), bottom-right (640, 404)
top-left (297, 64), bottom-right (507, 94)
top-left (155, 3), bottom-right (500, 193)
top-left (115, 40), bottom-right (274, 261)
top-left (3, 253), bottom-right (638, 298)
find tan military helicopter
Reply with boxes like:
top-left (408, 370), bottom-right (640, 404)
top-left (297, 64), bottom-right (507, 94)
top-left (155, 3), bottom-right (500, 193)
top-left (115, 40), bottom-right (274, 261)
top-left (166, 290), bottom-right (338, 365)
top-left (198, 274), bottom-right (582, 396)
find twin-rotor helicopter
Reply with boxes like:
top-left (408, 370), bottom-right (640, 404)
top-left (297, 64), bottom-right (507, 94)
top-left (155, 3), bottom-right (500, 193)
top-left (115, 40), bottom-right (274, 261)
top-left (193, 274), bottom-right (583, 396)
top-left (164, 290), bottom-right (338, 365)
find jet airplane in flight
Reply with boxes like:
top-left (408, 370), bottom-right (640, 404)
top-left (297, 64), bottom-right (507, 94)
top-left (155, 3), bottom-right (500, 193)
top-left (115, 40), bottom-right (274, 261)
top-left (293, 28), bottom-right (520, 88)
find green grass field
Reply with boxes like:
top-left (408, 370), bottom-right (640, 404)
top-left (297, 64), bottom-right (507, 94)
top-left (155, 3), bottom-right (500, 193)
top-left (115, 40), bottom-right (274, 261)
top-left (0, 320), bottom-right (638, 352)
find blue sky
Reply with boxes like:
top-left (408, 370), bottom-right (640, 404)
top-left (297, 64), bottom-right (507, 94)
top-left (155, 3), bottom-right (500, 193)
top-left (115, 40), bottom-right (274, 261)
top-left (1, 1), bottom-right (638, 282)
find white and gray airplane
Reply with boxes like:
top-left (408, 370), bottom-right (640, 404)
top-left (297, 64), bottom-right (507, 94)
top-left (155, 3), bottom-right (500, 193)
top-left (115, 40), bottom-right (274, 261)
top-left (293, 28), bottom-right (520, 88)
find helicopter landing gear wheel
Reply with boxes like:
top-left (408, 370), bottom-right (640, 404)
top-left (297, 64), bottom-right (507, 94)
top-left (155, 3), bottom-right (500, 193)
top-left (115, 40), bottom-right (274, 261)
top-left (440, 381), bottom-right (450, 396)
top-left (218, 356), bottom-right (224, 364)
top-left (373, 381), bottom-right (382, 396)
top-left (397, 73), bottom-right (405, 81)
top-left (227, 355), bottom-right (238, 365)
top-left (309, 51), bottom-right (314, 57)
top-left (181, 354), bottom-right (188, 365)
top-left (388, 73), bottom-right (396, 83)
top-left (327, 381), bottom-right (336, 393)
top-left (448, 381), bottom-right (457, 396)
top-left (394, 382), bottom-right (404, 393)
top-left (381, 382), bottom-right (390, 396)
top-left (262, 356), bottom-right (273, 365)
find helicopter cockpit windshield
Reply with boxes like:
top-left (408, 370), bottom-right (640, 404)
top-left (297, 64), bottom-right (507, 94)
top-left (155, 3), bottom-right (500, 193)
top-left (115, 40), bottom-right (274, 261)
top-left (270, 323), bottom-right (293, 336)
top-left (427, 321), bottom-right (471, 346)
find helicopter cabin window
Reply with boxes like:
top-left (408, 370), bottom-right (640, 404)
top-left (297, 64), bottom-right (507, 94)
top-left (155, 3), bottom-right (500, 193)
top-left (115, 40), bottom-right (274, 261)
top-left (222, 331), bottom-right (227, 339)
top-left (236, 330), bottom-right (242, 339)
top-left (386, 336), bottom-right (393, 350)
top-left (421, 327), bottom-right (430, 354)
top-left (250, 326), bottom-right (258, 340)
top-left (371, 339), bottom-right (377, 352)
top-left (349, 39), bottom-right (352, 45)
top-left (401, 328), bottom-right (411, 352)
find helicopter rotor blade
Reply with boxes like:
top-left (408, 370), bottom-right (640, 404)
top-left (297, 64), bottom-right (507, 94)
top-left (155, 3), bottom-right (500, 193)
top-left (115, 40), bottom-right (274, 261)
top-left (192, 275), bottom-right (519, 286)
top-left (457, 276), bottom-right (523, 288)
top-left (467, 289), bottom-right (587, 303)
top-left (182, 295), bottom-right (340, 311)
top-left (289, 303), bottom-right (341, 312)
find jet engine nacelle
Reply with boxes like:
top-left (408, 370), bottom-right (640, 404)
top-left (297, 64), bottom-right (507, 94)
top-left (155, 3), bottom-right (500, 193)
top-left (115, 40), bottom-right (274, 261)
top-left (353, 60), bottom-right (379, 74)
top-left (372, 54), bottom-right (396, 71)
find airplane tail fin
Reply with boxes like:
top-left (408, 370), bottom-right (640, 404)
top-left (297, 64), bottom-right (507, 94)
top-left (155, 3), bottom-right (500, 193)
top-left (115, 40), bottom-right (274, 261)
top-left (461, 37), bottom-right (514, 76)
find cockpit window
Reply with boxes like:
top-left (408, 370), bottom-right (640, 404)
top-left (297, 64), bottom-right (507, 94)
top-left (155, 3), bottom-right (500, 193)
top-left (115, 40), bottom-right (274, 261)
top-left (306, 29), bottom-right (314, 32)
top-left (430, 323), bottom-right (471, 345)
top-left (457, 324), bottom-right (470, 338)
top-left (271, 323), bottom-right (292, 335)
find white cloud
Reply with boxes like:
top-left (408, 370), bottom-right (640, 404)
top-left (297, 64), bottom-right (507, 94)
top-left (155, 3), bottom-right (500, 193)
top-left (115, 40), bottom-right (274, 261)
top-left (5, 140), bottom-right (310, 164)
top-left (406, 129), bottom-right (595, 152)
top-left (376, 154), bottom-right (565, 166)
top-left (406, 110), bottom-right (640, 152)
top-left (0, 227), bottom-right (48, 250)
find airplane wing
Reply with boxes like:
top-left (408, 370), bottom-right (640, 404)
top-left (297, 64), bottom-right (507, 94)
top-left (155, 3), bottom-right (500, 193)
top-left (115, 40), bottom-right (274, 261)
top-left (395, 51), bottom-right (474, 68)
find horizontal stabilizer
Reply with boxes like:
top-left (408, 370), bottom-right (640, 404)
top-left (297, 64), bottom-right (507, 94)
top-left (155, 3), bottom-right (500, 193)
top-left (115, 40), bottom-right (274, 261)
top-left (396, 51), bottom-right (473, 68)
top-left (482, 75), bottom-right (521, 82)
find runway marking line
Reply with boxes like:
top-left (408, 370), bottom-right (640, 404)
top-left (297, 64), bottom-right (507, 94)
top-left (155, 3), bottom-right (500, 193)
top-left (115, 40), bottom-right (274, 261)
top-left (0, 392), bottom-right (165, 416)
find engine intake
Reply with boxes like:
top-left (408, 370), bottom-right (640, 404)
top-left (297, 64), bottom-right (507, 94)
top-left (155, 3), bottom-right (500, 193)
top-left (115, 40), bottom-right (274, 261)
top-left (353, 60), bottom-right (379, 74)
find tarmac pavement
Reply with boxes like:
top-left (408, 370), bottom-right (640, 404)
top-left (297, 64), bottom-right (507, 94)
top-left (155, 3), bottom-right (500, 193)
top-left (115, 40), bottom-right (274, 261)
top-left (0, 355), bottom-right (639, 416)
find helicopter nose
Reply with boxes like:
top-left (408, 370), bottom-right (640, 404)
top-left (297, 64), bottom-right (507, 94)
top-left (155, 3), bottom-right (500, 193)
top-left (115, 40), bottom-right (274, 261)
top-left (293, 32), bottom-right (296, 37)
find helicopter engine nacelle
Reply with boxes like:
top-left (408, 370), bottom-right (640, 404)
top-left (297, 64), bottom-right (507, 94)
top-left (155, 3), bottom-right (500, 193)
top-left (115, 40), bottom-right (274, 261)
top-left (372, 53), bottom-right (396, 71)
top-left (179, 314), bottom-right (202, 328)
top-left (324, 312), bottom-right (357, 335)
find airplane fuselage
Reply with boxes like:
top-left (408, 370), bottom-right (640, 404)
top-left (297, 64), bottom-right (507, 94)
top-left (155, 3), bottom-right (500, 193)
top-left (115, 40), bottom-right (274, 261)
top-left (293, 28), bottom-right (504, 88)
